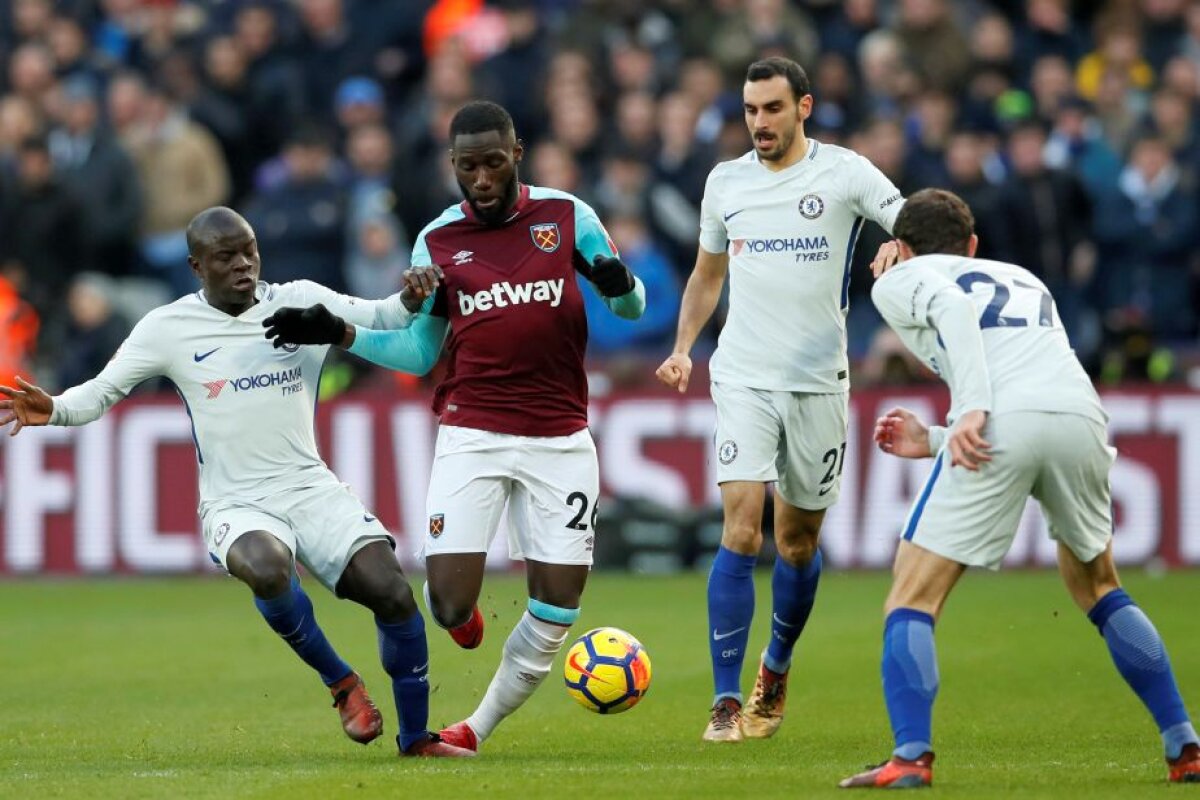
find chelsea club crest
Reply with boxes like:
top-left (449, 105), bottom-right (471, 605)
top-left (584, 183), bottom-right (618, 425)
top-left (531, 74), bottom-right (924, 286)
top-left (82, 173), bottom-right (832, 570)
top-left (799, 194), bottom-right (824, 220)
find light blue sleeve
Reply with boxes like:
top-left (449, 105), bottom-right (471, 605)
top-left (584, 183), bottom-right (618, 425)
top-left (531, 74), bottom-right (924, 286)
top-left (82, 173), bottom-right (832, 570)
top-left (596, 277), bottom-right (646, 319)
top-left (568, 192), bottom-right (645, 320)
top-left (347, 310), bottom-right (447, 376)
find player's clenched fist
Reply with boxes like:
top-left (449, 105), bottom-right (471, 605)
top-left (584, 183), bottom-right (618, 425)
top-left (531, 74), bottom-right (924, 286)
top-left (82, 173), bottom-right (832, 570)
top-left (0, 376), bottom-right (53, 436)
top-left (401, 265), bottom-right (444, 311)
top-left (589, 255), bottom-right (636, 297)
top-left (874, 406), bottom-right (931, 459)
top-left (655, 352), bottom-right (692, 393)
top-left (262, 303), bottom-right (346, 347)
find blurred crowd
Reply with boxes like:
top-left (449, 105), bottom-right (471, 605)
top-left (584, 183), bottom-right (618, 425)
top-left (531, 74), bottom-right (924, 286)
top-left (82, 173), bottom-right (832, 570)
top-left (1, 0), bottom-right (1200, 394)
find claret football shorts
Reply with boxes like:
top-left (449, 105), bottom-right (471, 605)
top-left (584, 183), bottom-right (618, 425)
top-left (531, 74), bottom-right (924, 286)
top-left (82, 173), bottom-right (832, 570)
top-left (711, 381), bottom-right (849, 510)
top-left (422, 424), bottom-right (600, 565)
top-left (201, 476), bottom-right (393, 593)
top-left (901, 411), bottom-right (1115, 570)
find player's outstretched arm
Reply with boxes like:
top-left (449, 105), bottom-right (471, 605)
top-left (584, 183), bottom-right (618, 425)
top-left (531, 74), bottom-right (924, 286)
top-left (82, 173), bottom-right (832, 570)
top-left (656, 247), bottom-right (727, 393)
top-left (0, 377), bottom-right (53, 436)
top-left (874, 406), bottom-right (934, 459)
top-left (347, 314), bottom-right (448, 376)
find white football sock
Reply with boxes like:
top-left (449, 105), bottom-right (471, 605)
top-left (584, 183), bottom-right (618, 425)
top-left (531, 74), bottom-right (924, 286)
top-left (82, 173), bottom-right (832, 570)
top-left (466, 611), bottom-right (570, 741)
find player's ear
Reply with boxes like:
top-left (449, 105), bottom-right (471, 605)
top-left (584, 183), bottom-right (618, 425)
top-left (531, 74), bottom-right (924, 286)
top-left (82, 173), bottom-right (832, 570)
top-left (187, 255), bottom-right (201, 277)
top-left (966, 234), bottom-right (979, 258)
top-left (513, 138), bottom-right (525, 163)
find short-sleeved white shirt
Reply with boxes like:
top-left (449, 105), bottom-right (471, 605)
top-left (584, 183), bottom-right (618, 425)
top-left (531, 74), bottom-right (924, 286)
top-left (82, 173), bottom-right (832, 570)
top-left (699, 139), bottom-right (904, 393)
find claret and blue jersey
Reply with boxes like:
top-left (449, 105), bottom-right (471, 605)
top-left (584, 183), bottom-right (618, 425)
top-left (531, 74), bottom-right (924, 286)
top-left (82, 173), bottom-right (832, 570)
top-left (350, 183), bottom-right (645, 438)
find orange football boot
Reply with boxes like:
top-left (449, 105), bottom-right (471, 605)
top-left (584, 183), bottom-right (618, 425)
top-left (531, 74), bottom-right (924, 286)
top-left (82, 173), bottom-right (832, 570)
top-left (449, 606), bottom-right (484, 649)
top-left (839, 752), bottom-right (934, 789)
top-left (438, 720), bottom-right (480, 753)
top-left (1169, 743), bottom-right (1200, 783)
top-left (329, 672), bottom-right (383, 744)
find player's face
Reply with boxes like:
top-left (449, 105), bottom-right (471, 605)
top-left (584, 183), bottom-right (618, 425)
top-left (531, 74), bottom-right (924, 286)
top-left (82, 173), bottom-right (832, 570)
top-left (189, 221), bottom-right (261, 310)
top-left (743, 76), bottom-right (810, 162)
top-left (451, 130), bottom-right (524, 225)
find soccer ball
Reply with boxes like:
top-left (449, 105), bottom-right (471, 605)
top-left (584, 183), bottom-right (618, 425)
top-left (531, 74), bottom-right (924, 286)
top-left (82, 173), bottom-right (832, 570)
top-left (563, 627), bottom-right (652, 714)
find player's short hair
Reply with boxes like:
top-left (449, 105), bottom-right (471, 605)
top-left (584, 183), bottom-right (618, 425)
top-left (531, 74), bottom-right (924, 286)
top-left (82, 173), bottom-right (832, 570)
top-left (745, 57), bottom-right (811, 100)
top-left (449, 100), bottom-right (515, 142)
top-left (893, 189), bottom-right (975, 256)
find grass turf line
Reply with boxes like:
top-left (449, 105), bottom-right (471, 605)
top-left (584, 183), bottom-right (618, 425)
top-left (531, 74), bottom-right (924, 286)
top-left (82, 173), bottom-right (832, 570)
top-left (1, 570), bottom-right (1198, 799)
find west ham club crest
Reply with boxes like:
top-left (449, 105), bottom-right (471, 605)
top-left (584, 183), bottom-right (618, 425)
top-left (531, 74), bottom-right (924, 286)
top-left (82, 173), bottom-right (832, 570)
top-left (530, 223), bottom-right (561, 253)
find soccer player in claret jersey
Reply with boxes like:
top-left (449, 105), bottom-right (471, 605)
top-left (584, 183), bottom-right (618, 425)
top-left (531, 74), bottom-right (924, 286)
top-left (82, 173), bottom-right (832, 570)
top-left (656, 57), bottom-right (906, 742)
top-left (262, 100), bottom-right (647, 752)
top-left (0, 207), bottom-right (473, 758)
top-left (838, 189), bottom-right (1200, 788)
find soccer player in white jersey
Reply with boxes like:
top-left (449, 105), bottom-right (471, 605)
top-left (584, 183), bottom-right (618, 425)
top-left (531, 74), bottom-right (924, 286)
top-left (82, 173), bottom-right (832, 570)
top-left (655, 56), bottom-right (906, 742)
top-left (839, 189), bottom-right (1200, 788)
top-left (0, 207), bottom-right (473, 758)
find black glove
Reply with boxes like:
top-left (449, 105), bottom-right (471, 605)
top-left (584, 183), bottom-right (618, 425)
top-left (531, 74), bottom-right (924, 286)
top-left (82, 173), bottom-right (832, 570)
top-left (589, 254), bottom-right (636, 298)
top-left (262, 304), bottom-right (346, 348)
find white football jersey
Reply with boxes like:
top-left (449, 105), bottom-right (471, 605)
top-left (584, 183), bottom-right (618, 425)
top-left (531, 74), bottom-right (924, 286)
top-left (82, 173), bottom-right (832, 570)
top-left (699, 139), bottom-right (904, 392)
top-left (50, 281), bottom-right (412, 505)
top-left (871, 255), bottom-right (1106, 426)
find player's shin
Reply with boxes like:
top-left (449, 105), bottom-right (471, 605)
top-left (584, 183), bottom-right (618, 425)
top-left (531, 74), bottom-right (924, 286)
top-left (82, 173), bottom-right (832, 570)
top-left (764, 549), bottom-right (822, 674)
top-left (881, 608), bottom-right (939, 760)
top-left (1088, 589), bottom-right (1200, 759)
top-left (466, 602), bottom-right (577, 742)
top-left (376, 611), bottom-right (431, 752)
top-left (708, 547), bottom-right (757, 703)
top-left (254, 576), bottom-right (352, 685)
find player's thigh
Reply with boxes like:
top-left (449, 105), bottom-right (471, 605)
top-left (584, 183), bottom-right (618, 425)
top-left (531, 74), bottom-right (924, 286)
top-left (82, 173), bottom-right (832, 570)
top-left (283, 481), bottom-right (394, 595)
top-left (711, 381), bottom-right (783, 485)
top-left (1032, 414), bottom-right (1116, 566)
top-left (902, 414), bottom-right (1038, 570)
top-left (424, 425), bottom-right (514, 559)
top-left (508, 429), bottom-right (600, 566)
top-left (201, 500), bottom-right (297, 578)
top-left (775, 390), bottom-right (849, 510)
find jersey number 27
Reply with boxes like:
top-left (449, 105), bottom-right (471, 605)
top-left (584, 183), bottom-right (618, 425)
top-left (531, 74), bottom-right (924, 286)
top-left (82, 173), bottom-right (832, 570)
top-left (956, 271), bottom-right (1054, 329)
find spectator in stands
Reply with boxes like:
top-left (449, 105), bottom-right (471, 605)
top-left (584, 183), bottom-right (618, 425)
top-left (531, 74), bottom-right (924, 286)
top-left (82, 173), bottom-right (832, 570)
top-left (819, 0), bottom-right (881, 63)
top-left (1043, 96), bottom-right (1124, 194)
top-left (55, 272), bottom-right (130, 390)
top-left (707, 0), bottom-right (819, 85)
top-left (528, 140), bottom-right (583, 196)
top-left (228, 3), bottom-right (306, 167)
top-left (343, 121), bottom-right (409, 298)
top-left (0, 94), bottom-right (40, 181)
top-left (655, 91), bottom-right (713, 207)
top-left (296, 0), bottom-right (376, 121)
top-left (1000, 119), bottom-right (1099, 362)
top-left (0, 135), bottom-right (85, 329)
top-left (1092, 133), bottom-right (1199, 341)
top-left (942, 130), bottom-right (1011, 262)
top-left (1076, 22), bottom-right (1155, 101)
top-left (1029, 54), bottom-right (1076, 122)
top-left (334, 76), bottom-right (387, 141)
top-left (894, 0), bottom-right (972, 93)
top-left (122, 82), bottom-right (230, 298)
top-left (1014, 0), bottom-right (1088, 72)
top-left (244, 124), bottom-right (347, 291)
top-left (1145, 88), bottom-right (1199, 181)
top-left (48, 74), bottom-right (142, 276)
top-left (344, 214), bottom-right (407, 301)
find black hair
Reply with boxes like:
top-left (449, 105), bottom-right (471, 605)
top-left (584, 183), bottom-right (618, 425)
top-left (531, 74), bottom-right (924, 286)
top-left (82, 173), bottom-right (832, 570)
top-left (186, 206), bottom-right (248, 255)
top-left (893, 189), bottom-right (975, 257)
top-left (449, 100), bottom-right (515, 141)
top-left (745, 57), bottom-right (811, 101)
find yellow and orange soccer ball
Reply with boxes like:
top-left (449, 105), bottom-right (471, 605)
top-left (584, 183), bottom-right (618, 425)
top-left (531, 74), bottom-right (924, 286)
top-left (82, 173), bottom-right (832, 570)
top-left (563, 627), bottom-right (652, 714)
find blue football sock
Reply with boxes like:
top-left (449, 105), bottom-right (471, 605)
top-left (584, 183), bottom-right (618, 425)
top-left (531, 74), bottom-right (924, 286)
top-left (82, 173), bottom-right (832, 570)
top-left (882, 608), bottom-right (938, 760)
top-left (764, 549), bottom-right (822, 674)
top-left (1088, 589), bottom-right (1198, 758)
top-left (708, 546), bottom-right (757, 704)
top-left (377, 612), bottom-right (430, 752)
top-left (254, 576), bottom-right (352, 686)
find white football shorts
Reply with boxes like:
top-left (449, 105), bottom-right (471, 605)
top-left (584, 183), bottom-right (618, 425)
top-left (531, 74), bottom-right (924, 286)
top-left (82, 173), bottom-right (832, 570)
top-left (422, 424), bottom-right (599, 565)
top-left (711, 381), bottom-right (849, 510)
top-left (902, 411), bottom-right (1115, 570)
top-left (201, 476), bottom-right (393, 593)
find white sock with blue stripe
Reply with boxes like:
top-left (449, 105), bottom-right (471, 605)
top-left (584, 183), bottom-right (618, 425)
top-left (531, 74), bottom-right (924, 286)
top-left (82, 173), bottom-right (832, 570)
top-left (466, 601), bottom-right (577, 742)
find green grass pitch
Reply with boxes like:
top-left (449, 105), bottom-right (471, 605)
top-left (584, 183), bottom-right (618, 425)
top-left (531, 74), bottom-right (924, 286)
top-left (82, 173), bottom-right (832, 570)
top-left (3, 569), bottom-right (1198, 799)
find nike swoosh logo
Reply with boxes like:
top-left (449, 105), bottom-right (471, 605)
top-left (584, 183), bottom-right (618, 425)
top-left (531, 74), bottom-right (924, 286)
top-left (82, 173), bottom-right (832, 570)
top-left (193, 347), bottom-right (221, 362)
top-left (712, 626), bottom-right (747, 641)
top-left (773, 613), bottom-right (797, 628)
top-left (412, 661), bottom-right (428, 673)
top-left (568, 651), bottom-right (614, 684)
top-left (818, 485), bottom-right (833, 496)
top-left (723, 209), bottom-right (745, 222)
top-left (363, 514), bottom-right (376, 523)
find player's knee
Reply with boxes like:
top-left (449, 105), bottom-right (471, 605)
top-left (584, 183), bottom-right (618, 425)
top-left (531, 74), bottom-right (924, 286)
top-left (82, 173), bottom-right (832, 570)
top-left (721, 519), bottom-right (762, 553)
top-left (775, 533), bottom-right (820, 567)
top-left (367, 577), bottom-right (418, 622)
top-left (242, 558), bottom-right (292, 598)
top-left (428, 589), bottom-right (473, 629)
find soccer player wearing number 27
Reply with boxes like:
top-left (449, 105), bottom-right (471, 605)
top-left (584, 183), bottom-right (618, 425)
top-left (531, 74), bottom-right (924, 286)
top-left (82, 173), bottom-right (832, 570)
top-left (0, 208), bottom-right (473, 758)
top-left (656, 57), bottom-right (905, 742)
top-left (839, 189), bottom-right (1200, 789)
top-left (262, 100), bottom-right (647, 753)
